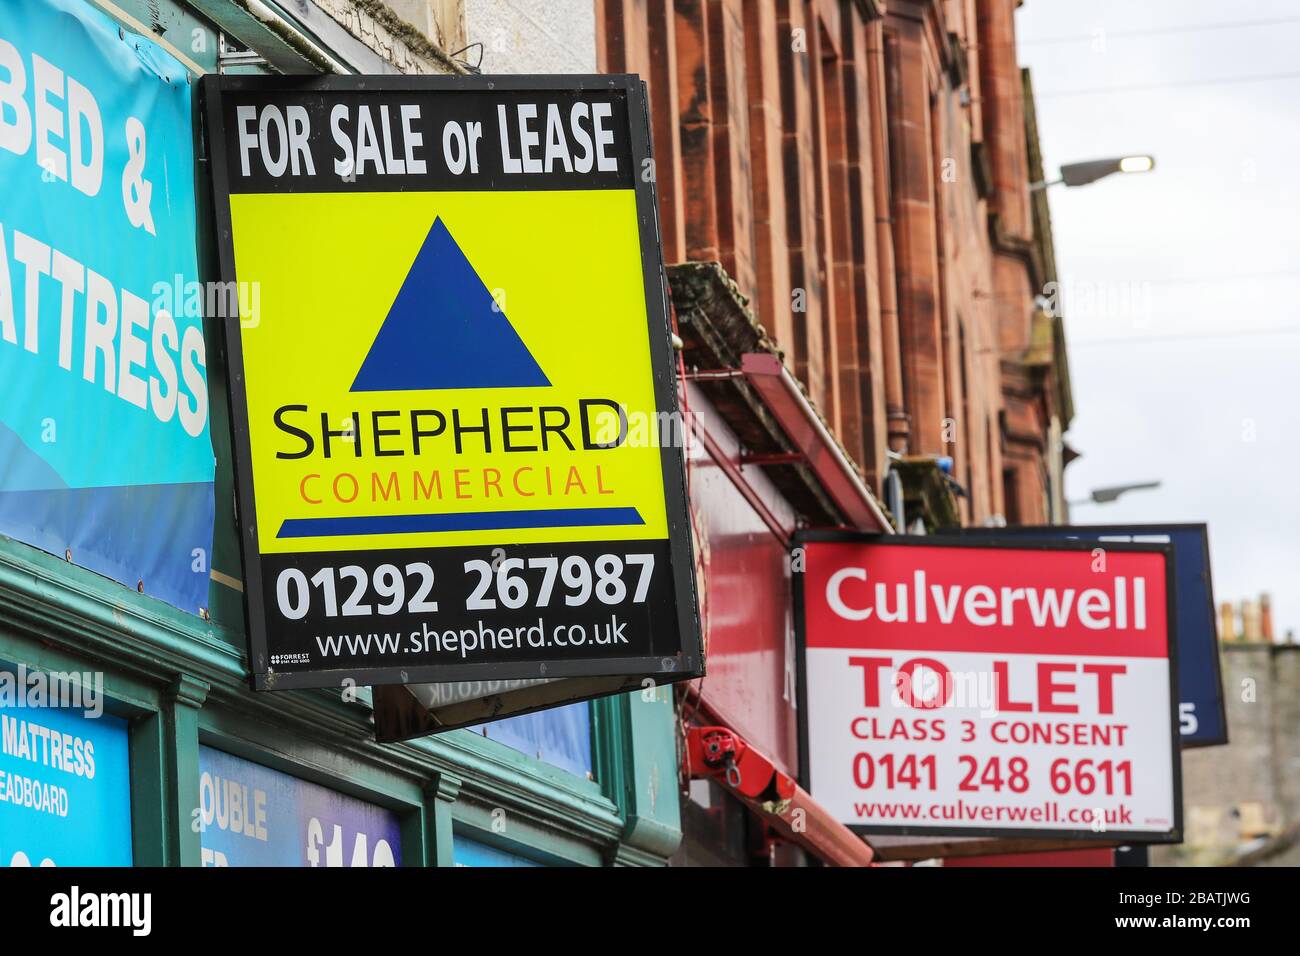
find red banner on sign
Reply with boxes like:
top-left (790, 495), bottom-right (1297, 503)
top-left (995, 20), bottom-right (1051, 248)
top-left (803, 541), bottom-right (1168, 658)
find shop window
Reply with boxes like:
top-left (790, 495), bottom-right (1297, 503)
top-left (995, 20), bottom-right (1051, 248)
top-left (478, 702), bottom-right (593, 778)
top-left (453, 835), bottom-right (541, 867)
top-left (0, 673), bottom-right (132, 866)
top-left (196, 746), bottom-right (401, 867)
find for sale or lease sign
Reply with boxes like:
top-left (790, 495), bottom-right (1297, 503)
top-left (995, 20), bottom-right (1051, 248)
top-left (203, 75), bottom-right (701, 692)
top-left (796, 534), bottom-right (1181, 842)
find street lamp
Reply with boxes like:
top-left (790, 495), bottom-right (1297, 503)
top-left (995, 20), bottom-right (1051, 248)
top-left (1031, 155), bottom-right (1156, 191)
top-left (1069, 480), bottom-right (1162, 506)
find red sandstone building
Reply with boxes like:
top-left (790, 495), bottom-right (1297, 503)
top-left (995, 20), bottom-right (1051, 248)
top-left (598, 0), bottom-right (1074, 864)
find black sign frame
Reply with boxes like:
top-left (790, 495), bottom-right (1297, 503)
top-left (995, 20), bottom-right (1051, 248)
top-left (201, 73), bottom-right (702, 693)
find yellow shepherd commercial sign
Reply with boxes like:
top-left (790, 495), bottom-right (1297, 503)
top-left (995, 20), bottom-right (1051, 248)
top-left (204, 75), bottom-right (701, 693)
top-left (236, 189), bottom-right (667, 551)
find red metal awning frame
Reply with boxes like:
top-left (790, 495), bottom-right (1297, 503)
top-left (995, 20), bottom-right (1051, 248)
top-left (676, 350), bottom-right (885, 865)
top-left (685, 725), bottom-right (875, 867)
top-left (739, 353), bottom-right (894, 533)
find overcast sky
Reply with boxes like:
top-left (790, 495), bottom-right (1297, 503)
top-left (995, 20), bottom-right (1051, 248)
top-left (1015, 0), bottom-right (1300, 640)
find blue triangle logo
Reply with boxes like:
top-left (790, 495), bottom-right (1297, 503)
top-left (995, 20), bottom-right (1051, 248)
top-left (351, 217), bottom-right (550, 392)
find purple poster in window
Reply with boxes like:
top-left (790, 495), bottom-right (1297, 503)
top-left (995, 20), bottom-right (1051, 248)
top-left (198, 746), bottom-right (401, 867)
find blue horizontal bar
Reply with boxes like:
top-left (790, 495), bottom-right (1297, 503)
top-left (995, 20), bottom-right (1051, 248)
top-left (277, 507), bottom-right (645, 538)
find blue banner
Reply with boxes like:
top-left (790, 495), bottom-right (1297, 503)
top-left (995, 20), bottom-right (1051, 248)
top-left (0, 0), bottom-right (214, 613)
top-left (0, 691), bottom-right (133, 867)
top-left (454, 835), bottom-right (540, 867)
top-left (198, 746), bottom-right (402, 866)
